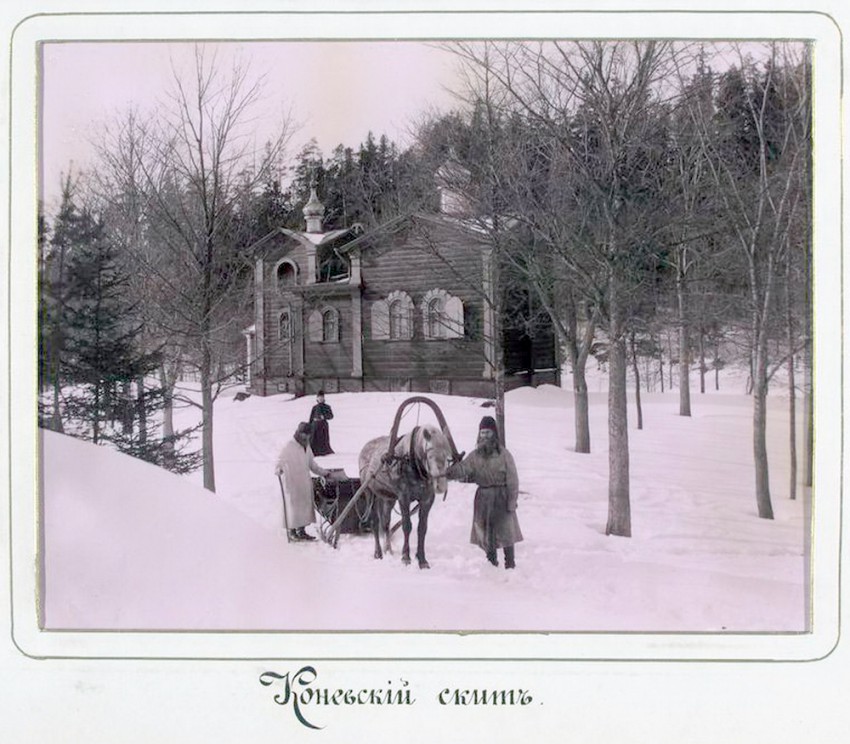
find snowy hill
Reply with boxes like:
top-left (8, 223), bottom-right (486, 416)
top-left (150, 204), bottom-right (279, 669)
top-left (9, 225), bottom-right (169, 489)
top-left (41, 385), bottom-right (808, 632)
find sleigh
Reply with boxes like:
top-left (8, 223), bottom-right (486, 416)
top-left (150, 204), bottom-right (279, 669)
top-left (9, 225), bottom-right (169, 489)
top-left (312, 470), bottom-right (369, 535)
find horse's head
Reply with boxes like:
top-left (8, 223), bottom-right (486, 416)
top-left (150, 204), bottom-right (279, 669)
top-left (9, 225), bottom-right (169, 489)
top-left (418, 425), bottom-right (451, 495)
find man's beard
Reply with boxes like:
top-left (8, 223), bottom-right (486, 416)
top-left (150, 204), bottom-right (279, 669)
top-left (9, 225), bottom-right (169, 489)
top-left (478, 438), bottom-right (499, 457)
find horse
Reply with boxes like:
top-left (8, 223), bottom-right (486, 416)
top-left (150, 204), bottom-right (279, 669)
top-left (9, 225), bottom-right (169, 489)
top-left (358, 424), bottom-right (452, 569)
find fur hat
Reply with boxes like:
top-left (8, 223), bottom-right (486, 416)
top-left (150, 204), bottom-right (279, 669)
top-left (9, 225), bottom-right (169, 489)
top-left (295, 421), bottom-right (313, 439)
top-left (478, 416), bottom-right (498, 434)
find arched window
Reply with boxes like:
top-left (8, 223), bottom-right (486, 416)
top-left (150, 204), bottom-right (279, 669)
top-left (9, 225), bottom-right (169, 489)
top-left (276, 260), bottom-right (298, 292)
top-left (426, 296), bottom-right (445, 339)
top-left (279, 310), bottom-right (291, 341)
top-left (307, 307), bottom-right (340, 343)
top-left (278, 310), bottom-right (293, 376)
top-left (389, 300), bottom-right (406, 340)
top-left (371, 291), bottom-right (413, 340)
top-left (322, 309), bottom-right (339, 342)
top-left (421, 289), bottom-right (464, 339)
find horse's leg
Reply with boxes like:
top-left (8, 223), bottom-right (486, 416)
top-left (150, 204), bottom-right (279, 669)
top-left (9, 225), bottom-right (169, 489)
top-left (382, 498), bottom-right (394, 556)
top-left (416, 498), bottom-right (433, 569)
top-left (370, 491), bottom-right (383, 560)
top-left (399, 497), bottom-right (413, 565)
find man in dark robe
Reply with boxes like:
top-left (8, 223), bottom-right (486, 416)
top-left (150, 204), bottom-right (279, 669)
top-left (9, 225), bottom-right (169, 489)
top-left (447, 416), bottom-right (523, 569)
top-left (309, 391), bottom-right (335, 456)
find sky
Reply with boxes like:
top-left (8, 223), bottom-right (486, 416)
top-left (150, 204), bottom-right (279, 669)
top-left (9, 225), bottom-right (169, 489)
top-left (39, 40), bottom-right (462, 210)
top-left (38, 38), bottom-right (806, 214)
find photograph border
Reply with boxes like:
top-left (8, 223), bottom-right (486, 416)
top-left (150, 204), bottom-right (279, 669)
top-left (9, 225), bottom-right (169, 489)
top-left (6, 5), bottom-right (844, 665)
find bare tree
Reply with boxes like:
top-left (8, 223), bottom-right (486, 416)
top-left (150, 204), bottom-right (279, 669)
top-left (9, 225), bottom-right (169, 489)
top-left (680, 43), bottom-right (811, 517)
top-left (92, 46), bottom-right (294, 491)
top-left (445, 40), bottom-right (682, 537)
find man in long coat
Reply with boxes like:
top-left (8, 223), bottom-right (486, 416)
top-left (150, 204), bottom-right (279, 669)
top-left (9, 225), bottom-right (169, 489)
top-left (447, 416), bottom-right (523, 569)
top-left (274, 422), bottom-right (331, 541)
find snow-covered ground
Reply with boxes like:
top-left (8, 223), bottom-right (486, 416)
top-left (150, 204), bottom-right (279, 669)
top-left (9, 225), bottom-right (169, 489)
top-left (41, 378), bottom-right (809, 633)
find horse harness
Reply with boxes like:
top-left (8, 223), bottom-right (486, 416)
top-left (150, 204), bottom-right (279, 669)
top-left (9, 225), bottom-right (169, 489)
top-left (378, 426), bottom-right (449, 502)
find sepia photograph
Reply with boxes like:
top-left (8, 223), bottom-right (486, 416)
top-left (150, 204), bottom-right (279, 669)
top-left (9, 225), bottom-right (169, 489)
top-left (2, 2), bottom-right (847, 743)
top-left (37, 36), bottom-right (814, 634)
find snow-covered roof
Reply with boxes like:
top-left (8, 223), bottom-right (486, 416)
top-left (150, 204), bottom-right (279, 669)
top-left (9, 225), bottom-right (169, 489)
top-left (299, 228), bottom-right (353, 245)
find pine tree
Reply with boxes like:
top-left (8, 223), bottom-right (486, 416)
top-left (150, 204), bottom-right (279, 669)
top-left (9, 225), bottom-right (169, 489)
top-left (39, 175), bottom-right (86, 432)
top-left (57, 204), bottom-right (202, 472)
top-left (61, 208), bottom-right (149, 441)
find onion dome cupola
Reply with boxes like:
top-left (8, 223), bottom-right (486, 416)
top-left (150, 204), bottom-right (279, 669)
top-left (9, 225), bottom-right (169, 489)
top-left (303, 173), bottom-right (325, 234)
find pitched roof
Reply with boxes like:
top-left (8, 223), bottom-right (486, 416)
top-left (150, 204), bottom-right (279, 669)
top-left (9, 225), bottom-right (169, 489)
top-left (335, 210), bottom-right (492, 255)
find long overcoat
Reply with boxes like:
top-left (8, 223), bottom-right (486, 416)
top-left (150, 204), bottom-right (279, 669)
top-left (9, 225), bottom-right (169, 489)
top-left (447, 447), bottom-right (524, 550)
top-left (275, 439), bottom-right (324, 529)
top-left (309, 402), bottom-right (334, 455)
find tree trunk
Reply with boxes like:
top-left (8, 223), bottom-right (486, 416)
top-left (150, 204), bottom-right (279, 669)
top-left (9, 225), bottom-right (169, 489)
top-left (135, 375), bottom-right (147, 447)
top-left (159, 364), bottom-right (176, 469)
top-left (657, 335), bottom-right (664, 393)
top-left (606, 271), bottom-right (631, 537)
top-left (564, 312), bottom-right (592, 454)
top-left (630, 331), bottom-right (643, 431)
top-left (698, 327), bottom-right (706, 394)
top-left (121, 380), bottom-right (133, 435)
top-left (201, 348), bottom-right (216, 492)
top-left (752, 372), bottom-right (774, 519)
top-left (714, 338), bottom-right (721, 391)
top-left (751, 299), bottom-right (774, 519)
top-left (494, 370), bottom-right (506, 449)
top-left (803, 222), bottom-right (813, 488)
top-left (746, 346), bottom-right (755, 395)
top-left (92, 381), bottom-right (102, 444)
top-left (749, 243), bottom-right (776, 519)
top-left (573, 362), bottom-right (591, 453)
top-left (524, 289), bottom-right (536, 386)
top-left (51, 378), bottom-right (64, 433)
top-left (787, 352), bottom-right (797, 501)
top-left (786, 263), bottom-right (797, 500)
top-left (667, 331), bottom-right (674, 390)
top-left (676, 264), bottom-right (692, 416)
top-left (491, 248), bottom-right (507, 447)
top-left (48, 246), bottom-right (67, 434)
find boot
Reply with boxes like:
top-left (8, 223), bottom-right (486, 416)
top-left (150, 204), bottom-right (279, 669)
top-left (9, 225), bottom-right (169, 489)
top-left (288, 529), bottom-right (302, 541)
top-left (296, 527), bottom-right (317, 542)
top-left (486, 549), bottom-right (498, 567)
top-left (504, 546), bottom-right (515, 570)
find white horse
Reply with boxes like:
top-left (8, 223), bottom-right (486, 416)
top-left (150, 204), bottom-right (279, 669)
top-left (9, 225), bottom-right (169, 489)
top-left (358, 424), bottom-right (451, 569)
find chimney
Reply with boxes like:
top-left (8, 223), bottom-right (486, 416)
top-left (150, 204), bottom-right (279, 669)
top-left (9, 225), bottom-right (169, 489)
top-left (436, 158), bottom-right (470, 217)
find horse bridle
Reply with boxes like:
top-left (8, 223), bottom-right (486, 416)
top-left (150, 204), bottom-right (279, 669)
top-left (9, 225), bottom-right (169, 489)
top-left (407, 426), bottom-right (450, 482)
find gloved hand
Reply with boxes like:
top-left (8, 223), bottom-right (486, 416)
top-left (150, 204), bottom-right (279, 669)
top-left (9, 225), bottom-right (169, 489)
top-left (274, 466), bottom-right (283, 477)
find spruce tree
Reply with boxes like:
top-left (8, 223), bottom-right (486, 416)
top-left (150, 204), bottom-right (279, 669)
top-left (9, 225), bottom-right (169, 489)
top-left (58, 205), bottom-right (202, 472)
top-left (61, 208), bottom-right (150, 442)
